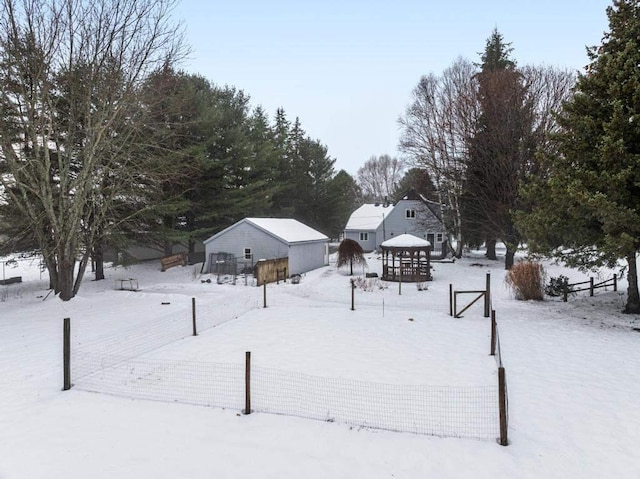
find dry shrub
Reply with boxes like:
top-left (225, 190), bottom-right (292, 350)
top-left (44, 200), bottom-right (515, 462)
top-left (352, 277), bottom-right (386, 291)
top-left (506, 261), bottom-right (545, 301)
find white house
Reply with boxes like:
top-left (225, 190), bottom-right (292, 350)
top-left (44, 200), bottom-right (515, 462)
top-left (203, 217), bottom-right (329, 276)
top-left (343, 190), bottom-right (445, 252)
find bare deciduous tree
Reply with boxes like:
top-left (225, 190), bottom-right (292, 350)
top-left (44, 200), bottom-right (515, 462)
top-left (399, 54), bottom-right (574, 263)
top-left (398, 57), bottom-right (479, 257)
top-left (356, 154), bottom-right (405, 202)
top-left (0, 0), bottom-right (187, 300)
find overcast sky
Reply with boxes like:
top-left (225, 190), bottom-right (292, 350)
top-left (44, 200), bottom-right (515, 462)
top-left (174, 0), bottom-right (612, 176)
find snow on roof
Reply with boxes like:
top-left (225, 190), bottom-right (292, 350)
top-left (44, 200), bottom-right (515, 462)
top-left (246, 218), bottom-right (328, 244)
top-left (344, 203), bottom-right (394, 230)
top-left (380, 234), bottom-right (431, 248)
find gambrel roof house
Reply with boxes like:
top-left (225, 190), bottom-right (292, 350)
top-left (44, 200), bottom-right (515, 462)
top-left (343, 190), bottom-right (445, 252)
top-left (203, 217), bottom-right (329, 276)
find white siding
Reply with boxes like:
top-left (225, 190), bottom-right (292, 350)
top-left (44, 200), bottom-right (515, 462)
top-left (344, 230), bottom-right (377, 252)
top-left (204, 220), bottom-right (329, 275)
top-left (375, 199), bottom-right (444, 250)
top-left (204, 222), bottom-right (288, 272)
top-left (288, 242), bottom-right (328, 275)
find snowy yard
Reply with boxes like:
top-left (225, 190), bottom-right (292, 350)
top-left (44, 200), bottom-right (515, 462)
top-left (1, 251), bottom-right (639, 478)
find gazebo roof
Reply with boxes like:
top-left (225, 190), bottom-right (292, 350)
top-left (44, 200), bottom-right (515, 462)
top-left (380, 234), bottom-right (431, 249)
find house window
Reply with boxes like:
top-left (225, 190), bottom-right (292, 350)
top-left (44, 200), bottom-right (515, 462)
top-left (244, 248), bottom-right (252, 260)
top-left (405, 209), bottom-right (416, 219)
top-left (359, 232), bottom-right (369, 241)
top-left (436, 233), bottom-right (444, 243)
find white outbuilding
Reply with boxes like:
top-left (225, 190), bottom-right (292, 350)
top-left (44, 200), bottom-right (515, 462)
top-left (203, 217), bottom-right (329, 276)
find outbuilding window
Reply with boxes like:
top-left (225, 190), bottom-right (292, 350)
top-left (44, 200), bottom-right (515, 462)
top-left (405, 209), bottom-right (416, 219)
top-left (359, 232), bottom-right (369, 241)
top-left (244, 248), bottom-right (252, 260)
top-left (436, 233), bottom-right (444, 243)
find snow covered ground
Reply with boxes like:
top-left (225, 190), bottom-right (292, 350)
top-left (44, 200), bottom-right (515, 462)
top-left (1, 250), bottom-right (639, 478)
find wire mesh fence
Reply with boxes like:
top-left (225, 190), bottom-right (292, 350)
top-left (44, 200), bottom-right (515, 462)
top-left (68, 286), bottom-right (506, 443)
top-left (72, 351), bottom-right (501, 441)
top-left (251, 366), bottom-right (499, 439)
top-left (72, 291), bottom-right (261, 380)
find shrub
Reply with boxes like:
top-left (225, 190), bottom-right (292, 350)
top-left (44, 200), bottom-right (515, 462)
top-left (545, 275), bottom-right (570, 297)
top-left (506, 261), bottom-right (545, 301)
top-left (352, 277), bottom-right (386, 291)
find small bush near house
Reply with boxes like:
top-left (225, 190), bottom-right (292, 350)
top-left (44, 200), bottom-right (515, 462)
top-left (353, 277), bottom-right (386, 291)
top-left (545, 275), bottom-right (570, 297)
top-left (506, 261), bottom-right (545, 301)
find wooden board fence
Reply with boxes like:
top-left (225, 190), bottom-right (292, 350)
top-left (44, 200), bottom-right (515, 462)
top-left (255, 257), bottom-right (289, 286)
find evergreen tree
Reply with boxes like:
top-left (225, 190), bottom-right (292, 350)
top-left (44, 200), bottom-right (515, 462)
top-left (515, 0), bottom-right (640, 313)
top-left (392, 168), bottom-right (438, 203)
top-left (329, 169), bottom-right (363, 237)
top-left (464, 29), bottom-right (536, 267)
top-left (292, 138), bottom-right (338, 236)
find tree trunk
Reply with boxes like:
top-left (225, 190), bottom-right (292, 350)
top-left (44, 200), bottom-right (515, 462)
top-left (57, 257), bottom-right (75, 301)
top-left (93, 244), bottom-right (105, 281)
top-left (624, 252), bottom-right (640, 314)
top-left (73, 251), bottom-right (91, 296)
top-left (504, 249), bottom-right (515, 270)
top-left (485, 238), bottom-right (497, 260)
top-left (350, 260), bottom-right (353, 276)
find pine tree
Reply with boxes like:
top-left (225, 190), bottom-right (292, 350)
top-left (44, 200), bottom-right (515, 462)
top-left (515, 0), bottom-right (640, 313)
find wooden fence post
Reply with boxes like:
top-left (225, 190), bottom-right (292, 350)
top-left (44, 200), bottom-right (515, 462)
top-left (614, 274), bottom-right (617, 292)
top-left (263, 282), bottom-right (267, 308)
top-left (484, 273), bottom-right (491, 318)
top-left (498, 366), bottom-right (508, 446)
top-left (63, 317), bottom-right (71, 391)
top-left (449, 284), bottom-right (453, 317)
top-left (192, 297), bottom-right (197, 336)
top-left (244, 351), bottom-right (251, 414)
top-left (563, 283), bottom-right (568, 302)
top-left (490, 310), bottom-right (496, 356)
top-left (590, 277), bottom-right (594, 297)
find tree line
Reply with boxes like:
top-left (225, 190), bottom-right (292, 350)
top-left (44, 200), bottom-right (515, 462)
top-left (0, 0), bottom-right (360, 300)
top-left (2, 0), bottom-right (639, 313)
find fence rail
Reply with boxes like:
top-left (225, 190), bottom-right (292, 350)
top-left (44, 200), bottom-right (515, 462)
top-left (563, 274), bottom-right (617, 302)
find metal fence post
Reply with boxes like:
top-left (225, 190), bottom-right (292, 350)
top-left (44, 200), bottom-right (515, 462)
top-left (590, 277), bottom-right (594, 297)
top-left (350, 279), bottom-right (355, 311)
top-left (449, 284), bottom-right (453, 316)
top-left (484, 273), bottom-right (491, 317)
top-left (192, 297), bottom-right (197, 336)
top-left (490, 310), bottom-right (496, 356)
top-left (263, 282), bottom-right (267, 308)
top-left (63, 317), bottom-right (71, 391)
top-left (244, 351), bottom-right (251, 414)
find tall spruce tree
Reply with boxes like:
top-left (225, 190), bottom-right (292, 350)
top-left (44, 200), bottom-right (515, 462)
top-left (464, 29), bottom-right (536, 268)
top-left (516, 0), bottom-right (640, 313)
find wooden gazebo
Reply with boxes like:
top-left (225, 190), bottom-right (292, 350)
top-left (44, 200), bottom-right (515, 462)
top-left (380, 234), bottom-right (432, 282)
